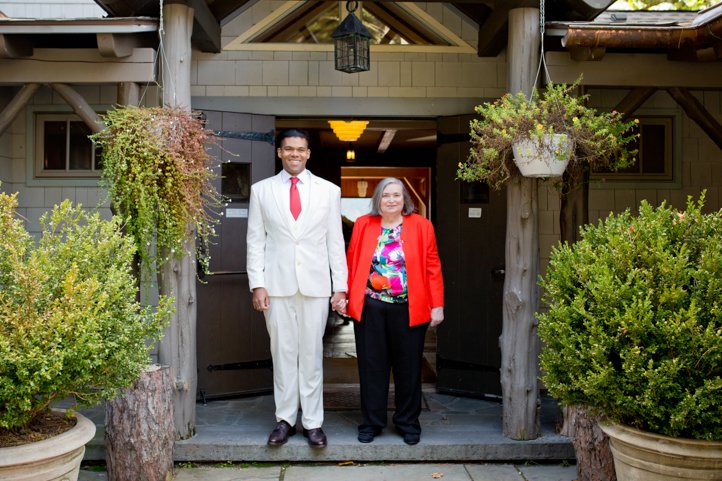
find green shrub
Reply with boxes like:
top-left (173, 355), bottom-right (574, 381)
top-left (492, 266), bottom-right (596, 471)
top-left (538, 193), bottom-right (722, 441)
top-left (0, 192), bottom-right (172, 429)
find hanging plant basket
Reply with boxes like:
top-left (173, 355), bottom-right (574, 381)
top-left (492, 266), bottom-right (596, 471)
top-left (512, 133), bottom-right (572, 178)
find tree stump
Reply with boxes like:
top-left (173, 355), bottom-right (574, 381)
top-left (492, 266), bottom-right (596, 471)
top-left (105, 364), bottom-right (174, 481)
top-left (565, 405), bottom-right (617, 481)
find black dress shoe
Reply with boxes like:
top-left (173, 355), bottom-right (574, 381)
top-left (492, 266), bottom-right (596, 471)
top-left (267, 420), bottom-right (296, 446)
top-left (302, 427), bottom-right (328, 448)
top-left (358, 427), bottom-right (382, 443)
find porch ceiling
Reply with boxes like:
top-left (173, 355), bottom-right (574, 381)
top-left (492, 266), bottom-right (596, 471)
top-left (90, 0), bottom-right (617, 55)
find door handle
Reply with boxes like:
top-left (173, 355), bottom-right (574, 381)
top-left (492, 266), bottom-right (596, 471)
top-left (492, 268), bottom-right (505, 276)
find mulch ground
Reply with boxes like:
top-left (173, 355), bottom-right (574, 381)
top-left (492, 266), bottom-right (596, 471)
top-left (0, 410), bottom-right (76, 447)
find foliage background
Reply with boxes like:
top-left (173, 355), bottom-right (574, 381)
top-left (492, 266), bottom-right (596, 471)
top-left (610, 0), bottom-right (720, 9)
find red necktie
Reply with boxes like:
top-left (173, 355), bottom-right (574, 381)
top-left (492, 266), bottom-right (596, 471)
top-left (290, 177), bottom-right (301, 220)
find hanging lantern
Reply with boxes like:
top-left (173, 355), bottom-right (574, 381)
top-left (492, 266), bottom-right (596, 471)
top-left (332, 1), bottom-right (371, 74)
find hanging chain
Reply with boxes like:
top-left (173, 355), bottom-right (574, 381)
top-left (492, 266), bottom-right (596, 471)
top-left (347, 1), bottom-right (358, 14)
top-left (531, 0), bottom-right (552, 101)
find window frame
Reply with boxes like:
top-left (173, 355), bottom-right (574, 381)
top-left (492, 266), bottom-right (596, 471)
top-left (34, 112), bottom-right (102, 179)
top-left (590, 110), bottom-right (682, 190)
top-left (26, 105), bottom-right (111, 187)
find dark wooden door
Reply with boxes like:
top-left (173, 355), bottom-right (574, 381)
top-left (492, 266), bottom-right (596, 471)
top-left (435, 114), bottom-right (507, 399)
top-left (196, 111), bottom-right (276, 400)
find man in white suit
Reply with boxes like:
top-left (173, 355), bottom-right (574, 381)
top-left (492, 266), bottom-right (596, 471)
top-left (247, 129), bottom-right (348, 448)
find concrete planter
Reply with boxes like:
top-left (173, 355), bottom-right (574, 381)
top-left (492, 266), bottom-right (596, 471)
top-left (512, 133), bottom-right (571, 178)
top-left (600, 420), bottom-right (722, 481)
top-left (0, 410), bottom-right (96, 481)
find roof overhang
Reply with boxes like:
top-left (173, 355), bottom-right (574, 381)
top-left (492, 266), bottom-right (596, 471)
top-left (0, 17), bottom-right (158, 59)
top-left (549, 3), bottom-right (722, 62)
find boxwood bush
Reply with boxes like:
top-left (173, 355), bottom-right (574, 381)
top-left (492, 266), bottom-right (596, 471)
top-left (0, 192), bottom-right (171, 429)
top-left (538, 194), bottom-right (722, 441)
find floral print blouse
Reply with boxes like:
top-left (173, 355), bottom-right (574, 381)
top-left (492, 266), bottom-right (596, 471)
top-left (365, 224), bottom-right (408, 303)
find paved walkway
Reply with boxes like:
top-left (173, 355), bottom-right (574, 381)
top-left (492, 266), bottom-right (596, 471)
top-left (80, 462), bottom-right (577, 481)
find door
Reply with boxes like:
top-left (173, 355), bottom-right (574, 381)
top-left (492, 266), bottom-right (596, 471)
top-left (196, 111), bottom-right (276, 400)
top-left (435, 115), bottom-right (507, 398)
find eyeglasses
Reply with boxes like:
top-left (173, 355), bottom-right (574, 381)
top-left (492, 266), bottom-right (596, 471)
top-left (281, 146), bottom-right (309, 154)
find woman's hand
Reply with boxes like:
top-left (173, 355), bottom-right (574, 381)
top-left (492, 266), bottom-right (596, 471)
top-left (430, 306), bottom-right (444, 327)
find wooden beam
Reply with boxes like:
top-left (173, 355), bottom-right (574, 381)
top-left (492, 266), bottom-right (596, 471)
top-left (118, 82), bottom-right (140, 106)
top-left (613, 87), bottom-right (657, 118)
top-left (50, 83), bottom-right (105, 133)
top-left (569, 46), bottom-right (606, 61)
top-left (546, 52), bottom-right (722, 88)
top-left (667, 87), bottom-right (722, 151)
top-left (189, 0), bottom-right (221, 53)
top-left (0, 83), bottom-right (40, 136)
top-left (476, 7), bottom-right (510, 57)
top-left (0, 48), bottom-right (156, 84)
top-left (97, 33), bottom-right (138, 58)
top-left (0, 34), bottom-right (32, 58)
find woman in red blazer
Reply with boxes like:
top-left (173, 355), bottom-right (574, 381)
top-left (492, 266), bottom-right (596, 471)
top-left (346, 177), bottom-right (444, 445)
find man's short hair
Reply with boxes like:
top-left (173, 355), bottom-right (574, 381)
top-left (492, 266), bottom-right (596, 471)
top-left (277, 128), bottom-right (311, 148)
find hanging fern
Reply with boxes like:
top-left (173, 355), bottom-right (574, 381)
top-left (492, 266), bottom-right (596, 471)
top-left (91, 106), bottom-right (221, 281)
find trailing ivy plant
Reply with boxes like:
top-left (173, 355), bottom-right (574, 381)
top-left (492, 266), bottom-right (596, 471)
top-left (0, 192), bottom-right (171, 431)
top-left (91, 106), bottom-right (221, 280)
top-left (538, 193), bottom-right (722, 440)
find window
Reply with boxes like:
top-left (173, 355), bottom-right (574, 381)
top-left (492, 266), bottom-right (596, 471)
top-left (592, 116), bottom-right (674, 182)
top-left (35, 113), bottom-right (101, 178)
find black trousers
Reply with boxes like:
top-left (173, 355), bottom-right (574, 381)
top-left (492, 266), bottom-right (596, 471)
top-left (354, 296), bottom-right (429, 435)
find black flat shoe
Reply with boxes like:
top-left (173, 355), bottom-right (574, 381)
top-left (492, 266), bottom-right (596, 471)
top-left (402, 433), bottom-right (420, 445)
top-left (358, 428), bottom-right (382, 443)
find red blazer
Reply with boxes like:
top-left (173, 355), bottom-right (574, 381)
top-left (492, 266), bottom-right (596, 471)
top-left (346, 213), bottom-right (444, 327)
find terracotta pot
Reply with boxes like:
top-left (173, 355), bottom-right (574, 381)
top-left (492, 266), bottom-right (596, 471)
top-left (0, 410), bottom-right (96, 481)
top-left (512, 133), bottom-right (572, 178)
top-left (600, 420), bottom-right (722, 481)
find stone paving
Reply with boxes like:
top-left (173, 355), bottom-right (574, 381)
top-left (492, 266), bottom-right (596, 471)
top-left (80, 462), bottom-right (578, 481)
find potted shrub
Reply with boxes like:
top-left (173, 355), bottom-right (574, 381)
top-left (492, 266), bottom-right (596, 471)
top-left (537, 193), bottom-right (722, 481)
top-left (0, 191), bottom-right (171, 480)
top-left (458, 77), bottom-right (638, 189)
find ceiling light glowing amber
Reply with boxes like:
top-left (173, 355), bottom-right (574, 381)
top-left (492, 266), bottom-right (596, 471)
top-left (329, 120), bottom-right (368, 142)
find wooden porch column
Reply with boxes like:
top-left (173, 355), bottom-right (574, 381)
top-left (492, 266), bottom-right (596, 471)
top-left (500, 7), bottom-right (541, 440)
top-left (117, 82), bottom-right (140, 106)
top-left (158, 2), bottom-right (197, 440)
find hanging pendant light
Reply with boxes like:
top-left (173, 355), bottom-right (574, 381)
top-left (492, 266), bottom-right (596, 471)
top-left (332, 1), bottom-right (372, 74)
top-left (346, 143), bottom-right (356, 161)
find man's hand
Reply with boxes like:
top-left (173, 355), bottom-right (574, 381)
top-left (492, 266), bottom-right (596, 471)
top-left (430, 306), bottom-right (444, 327)
top-left (252, 287), bottom-right (270, 312)
top-left (330, 291), bottom-right (348, 314)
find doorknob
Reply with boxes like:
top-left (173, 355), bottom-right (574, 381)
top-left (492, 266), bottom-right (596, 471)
top-left (492, 267), bottom-right (505, 276)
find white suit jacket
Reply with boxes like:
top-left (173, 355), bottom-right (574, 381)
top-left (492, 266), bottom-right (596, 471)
top-left (246, 170), bottom-right (347, 298)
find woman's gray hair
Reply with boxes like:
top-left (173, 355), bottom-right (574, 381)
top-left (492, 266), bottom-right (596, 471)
top-left (369, 177), bottom-right (415, 216)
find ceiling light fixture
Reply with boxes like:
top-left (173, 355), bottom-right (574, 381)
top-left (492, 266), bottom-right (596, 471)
top-left (329, 120), bottom-right (368, 142)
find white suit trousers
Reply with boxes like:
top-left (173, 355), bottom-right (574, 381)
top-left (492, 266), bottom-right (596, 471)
top-left (264, 292), bottom-right (328, 429)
